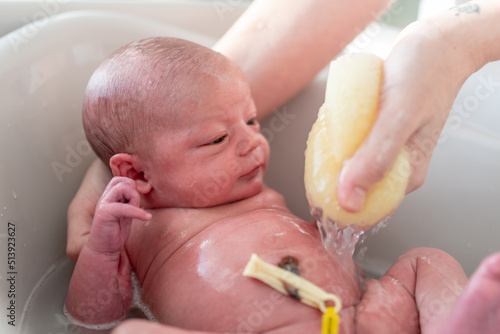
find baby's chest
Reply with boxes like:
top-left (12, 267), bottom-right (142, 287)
top-left (144, 214), bottom-right (361, 330)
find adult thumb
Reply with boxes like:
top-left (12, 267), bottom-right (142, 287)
top-left (336, 114), bottom-right (409, 213)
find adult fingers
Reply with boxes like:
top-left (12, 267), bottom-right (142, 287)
top-left (405, 122), bottom-right (443, 193)
top-left (336, 87), bottom-right (413, 212)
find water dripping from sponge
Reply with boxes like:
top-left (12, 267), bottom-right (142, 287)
top-left (313, 205), bottom-right (392, 256)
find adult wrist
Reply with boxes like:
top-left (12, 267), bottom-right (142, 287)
top-left (425, 1), bottom-right (500, 75)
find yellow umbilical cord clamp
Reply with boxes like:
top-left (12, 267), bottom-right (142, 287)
top-left (322, 307), bottom-right (339, 334)
top-left (243, 253), bottom-right (342, 313)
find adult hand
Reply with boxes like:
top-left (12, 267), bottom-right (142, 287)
top-left (337, 19), bottom-right (477, 212)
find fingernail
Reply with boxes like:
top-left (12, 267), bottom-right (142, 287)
top-left (344, 187), bottom-right (366, 212)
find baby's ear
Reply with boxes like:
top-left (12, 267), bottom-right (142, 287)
top-left (109, 153), bottom-right (152, 195)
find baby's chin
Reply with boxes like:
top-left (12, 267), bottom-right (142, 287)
top-left (234, 179), bottom-right (264, 202)
top-left (210, 176), bottom-right (265, 207)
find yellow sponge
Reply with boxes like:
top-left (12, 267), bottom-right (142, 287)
top-left (304, 53), bottom-right (410, 229)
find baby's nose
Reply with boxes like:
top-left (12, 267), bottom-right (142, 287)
top-left (237, 133), bottom-right (261, 156)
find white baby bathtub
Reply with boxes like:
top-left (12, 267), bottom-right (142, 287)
top-left (0, 1), bottom-right (499, 333)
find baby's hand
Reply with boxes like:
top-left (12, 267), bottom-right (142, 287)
top-left (87, 177), bottom-right (152, 255)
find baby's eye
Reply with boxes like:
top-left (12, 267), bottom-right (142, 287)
top-left (209, 135), bottom-right (227, 145)
top-left (247, 118), bottom-right (256, 126)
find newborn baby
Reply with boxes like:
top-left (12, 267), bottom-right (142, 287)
top-left (65, 37), bottom-right (500, 334)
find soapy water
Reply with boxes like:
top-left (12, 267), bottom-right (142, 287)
top-left (20, 257), bottom-right (156, 334)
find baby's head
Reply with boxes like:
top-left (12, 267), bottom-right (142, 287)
top-left (83, 37), bottom-right (270, 209)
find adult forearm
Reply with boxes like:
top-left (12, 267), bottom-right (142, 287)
top-left (428, 0), bottom-right (500, 75)
top-left (214, 0), bottom-right (392, 118)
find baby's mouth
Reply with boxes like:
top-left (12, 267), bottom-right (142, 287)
top-left (240, 165), bottom-right (262, 180)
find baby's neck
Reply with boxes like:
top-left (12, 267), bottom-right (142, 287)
top-left (141, 185), bottom-right (282, 212)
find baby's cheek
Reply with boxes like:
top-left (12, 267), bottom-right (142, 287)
top-left (189, 169), bottom-right (238, 207)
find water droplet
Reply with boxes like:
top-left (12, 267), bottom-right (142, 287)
top-left (3, 206), bottom-right (6, 211)
top-left (371, 216), bottom-right (391, 235)
top-left (11, 190), bottom-right (17, 199)
top-left (356, 246), bottom-right (368, 261)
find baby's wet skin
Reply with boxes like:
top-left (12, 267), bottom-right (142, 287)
top-left (125, 186), bottom-right (363, 333)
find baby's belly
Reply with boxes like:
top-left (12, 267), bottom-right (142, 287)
top-left (140, 210), bottom-right (362, 332)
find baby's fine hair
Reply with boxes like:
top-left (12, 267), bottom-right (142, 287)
top-left (82, 37), bottom-right (228, 164)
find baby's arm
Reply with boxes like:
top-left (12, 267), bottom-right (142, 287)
top-left (66, 159), bottom-right (112, 261)
top-left (65, 177), bottom-right (151, 326)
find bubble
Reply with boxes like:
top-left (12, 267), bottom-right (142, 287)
top-left (63, 305), bottom-right (124, 330)
top-left (130, 272), bottom-right (157, 323)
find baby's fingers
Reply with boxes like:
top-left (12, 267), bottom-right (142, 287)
top-left (103, 202), bottom-right (152, 222)
top-left (100, 177), bottom-right (141, 207)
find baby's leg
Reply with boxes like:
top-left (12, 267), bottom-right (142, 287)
top-left (430, 252), bottom-right (500, 334)
top-left (355, 247), bottom-right (468, 334)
